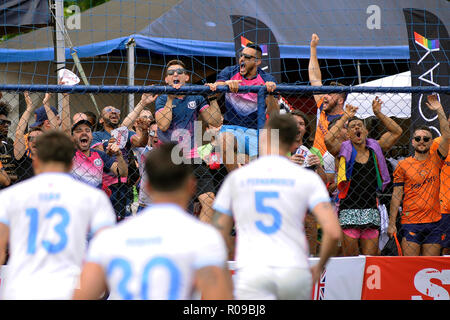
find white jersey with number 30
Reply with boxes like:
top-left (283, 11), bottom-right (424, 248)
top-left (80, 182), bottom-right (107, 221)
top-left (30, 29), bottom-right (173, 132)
top-left (0, 173), bottom-right (116, 299)
top-left (213, 155), bottom-right (330, 269)
top-left (85, 203), bottom-right (227, 300)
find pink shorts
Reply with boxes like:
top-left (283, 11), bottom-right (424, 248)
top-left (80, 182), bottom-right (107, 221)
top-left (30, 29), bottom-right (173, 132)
top-left (343, 228), bottom-right (379, 240)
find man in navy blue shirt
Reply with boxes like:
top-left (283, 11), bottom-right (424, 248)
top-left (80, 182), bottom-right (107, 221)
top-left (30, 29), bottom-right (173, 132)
top-left (155, 59), bottom-right (223, 222)
top-left (206, 43), bottom-right (279, 172)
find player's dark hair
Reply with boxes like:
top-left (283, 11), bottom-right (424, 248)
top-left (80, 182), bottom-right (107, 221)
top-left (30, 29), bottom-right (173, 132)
top-left (266, 113), bottom-right (298, 148)
top-left (413, 125), bottom-right (433, 137)
top-left (145, 142), bottom-right (193, 192)
top-left (329, 81), bottom-right (348, 103)
top-left (35, 130), bottom-right (75, 168)
top-left (0, 101), bottom-right (10, 117)
top-left (346, 116), bottom-right (364, 128)
top-left (245, 43), bottom-right (262, 58)
top-left (165, 59), bottom-right (187, 73)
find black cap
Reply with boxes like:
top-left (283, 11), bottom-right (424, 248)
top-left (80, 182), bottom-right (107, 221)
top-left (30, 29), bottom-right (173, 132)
top-left (71, 119), bottom-right (92, 134)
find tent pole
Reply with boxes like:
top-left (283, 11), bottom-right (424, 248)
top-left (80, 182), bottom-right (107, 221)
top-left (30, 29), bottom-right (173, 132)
top-left (52, 0), bottom-right (66, 113)
top-left (357, 60), bottom-right (362, 84)
top-left (126, 37), bottom-right (136, 114)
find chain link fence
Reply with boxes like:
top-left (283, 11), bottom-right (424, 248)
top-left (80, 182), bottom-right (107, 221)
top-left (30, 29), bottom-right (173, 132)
top-left (0, 84), bottom-right (449, 257)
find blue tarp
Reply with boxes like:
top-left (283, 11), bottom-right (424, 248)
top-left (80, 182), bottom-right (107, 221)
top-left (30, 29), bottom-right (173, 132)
top-left (0, 34), bottom-right (410, 63)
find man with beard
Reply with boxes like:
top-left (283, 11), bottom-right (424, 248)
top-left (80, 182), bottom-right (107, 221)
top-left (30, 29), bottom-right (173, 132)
top-left (205, 43), bottom-right (279, 172)
top-left (308, 33), bottom-right (346, 156)
top-left (389, 95), bottom-right (449, 256)
top-left (327, 97), bottom-right (402, 256)
top-left (92, 105), bottom-right (149, 221)
top-left (0, 101), bottom-right (16, 189)
top-left (72, 119), bottom-right (127, 189)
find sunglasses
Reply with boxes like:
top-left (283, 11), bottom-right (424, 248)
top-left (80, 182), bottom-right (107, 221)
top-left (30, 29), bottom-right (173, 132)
top-left (413, 136), bottom-right (431, 143)
top-left (166, 68), bottom-right (187, 76)
top-left (104, 107), bottom-right (121, 114)
top-left (0, 119), bottom-right (11, 126)
top-left (239, 52), bottom-right (258, 60)
top-left (149, 130), bottom-right (156, 137)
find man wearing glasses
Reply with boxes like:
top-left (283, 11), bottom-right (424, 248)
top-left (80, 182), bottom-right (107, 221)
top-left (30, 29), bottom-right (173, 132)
top-left (155, 59), bottom-right (223, 222)
top-left (389, 95), bottom-right (449, 256)
top-left (206, 43), bottom-right (279, 172)
top-left (0, 101), bottom-right (16, 189)
top-left (92, 105), bottom-right (150, 221)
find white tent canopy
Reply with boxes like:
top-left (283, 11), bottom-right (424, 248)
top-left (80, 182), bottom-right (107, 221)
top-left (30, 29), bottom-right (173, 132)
top-left (347, 71), bottom-right (411, 119)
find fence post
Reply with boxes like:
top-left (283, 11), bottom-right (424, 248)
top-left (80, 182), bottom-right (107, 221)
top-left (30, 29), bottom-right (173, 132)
top-left (257, 87), bottom-right (266, 157)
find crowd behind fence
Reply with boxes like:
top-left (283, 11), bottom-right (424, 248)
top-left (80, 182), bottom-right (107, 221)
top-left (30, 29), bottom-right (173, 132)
top-left (0, 83), bottom-right (449, 259)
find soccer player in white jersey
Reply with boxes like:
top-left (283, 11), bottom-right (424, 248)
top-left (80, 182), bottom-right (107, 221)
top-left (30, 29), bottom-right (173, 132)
top-left (212, 113), bottom-right (342, 300)
top-left (73, 143), bottom-right (233, 300)
top-left (0, 130), bottom-right (116, 300)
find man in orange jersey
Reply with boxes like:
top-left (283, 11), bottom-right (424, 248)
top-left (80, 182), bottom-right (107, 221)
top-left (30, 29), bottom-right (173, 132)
top-left (308, 33), bottom-right (346, 156)
top-left (430, 108), bottom-right (450, 255)
top-left (388, 95), bottom-right (449, 256)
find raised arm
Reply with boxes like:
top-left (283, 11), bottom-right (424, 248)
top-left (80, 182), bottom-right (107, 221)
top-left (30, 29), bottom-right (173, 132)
top-left (308, 33), bottom-right (323, 104)
top-left (14, 91), bottom-right (35, 160)
top-left (373, 97), bottom-right (403, 152)
top-left (426, 95), bottom-right (449, 157)
top-left (130, 117), bottom-right (150, 148)
top-left (121, 92), bottom-right (158, 129)
top-left (107, 141), bottom-right (128, 178)
top-left (42, 93), bottom-right (59, 130)
top-left (324, 104), bottom-right (358, 157)
top-left (60, 92), bottom-right (71, 136)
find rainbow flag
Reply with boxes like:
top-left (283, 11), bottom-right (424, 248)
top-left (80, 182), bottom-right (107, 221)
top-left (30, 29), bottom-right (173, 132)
top-left (414, 32), bottom-right (439, 49)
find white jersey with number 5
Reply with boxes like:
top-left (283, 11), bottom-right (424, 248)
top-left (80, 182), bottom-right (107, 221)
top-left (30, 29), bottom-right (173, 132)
top-left (213, 155), bottom-right (330, 269)
top-left (0, 173), bottom-right (116, 300)
top-left (85, 203), bottom-right (227, 300)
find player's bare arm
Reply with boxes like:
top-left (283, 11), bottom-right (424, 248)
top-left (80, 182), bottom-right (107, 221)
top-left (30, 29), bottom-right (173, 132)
top-left (73, 262), bottom-right (108, 300)
top-left (195, 265), bottom-right (233, 300)
top-left (211, 211), bottom-right (234, 254)
top-left (0, 223), bottom-right (9, 265)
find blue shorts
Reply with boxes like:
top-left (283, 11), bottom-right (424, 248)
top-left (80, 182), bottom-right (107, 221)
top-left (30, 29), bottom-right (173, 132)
top-left (401, 221), bottom-right (444, 245)
top-left (220, 125), bottom-right (259, 157)
top-left (439, 214), bottom-right (450, 248)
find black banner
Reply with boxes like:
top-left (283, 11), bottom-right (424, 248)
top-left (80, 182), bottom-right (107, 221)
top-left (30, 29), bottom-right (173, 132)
top-left (0, 0), bottom-right (50, 36)
top-left (230, 15), bottom-right (281, 83)
top-left (403, 8), bottom-right (450, 138)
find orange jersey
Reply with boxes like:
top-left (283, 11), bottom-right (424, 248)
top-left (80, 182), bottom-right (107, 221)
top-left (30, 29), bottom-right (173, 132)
top-left (393, 152), bottom-right (444, 224)
top-left (430, 137), bottom-right (450, 214)
top-left (312, 98), bottom-right (343, 155)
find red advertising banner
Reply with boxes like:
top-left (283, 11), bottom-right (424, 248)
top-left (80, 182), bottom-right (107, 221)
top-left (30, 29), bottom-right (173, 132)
top-left (362, 256), bottom-right (450, 300)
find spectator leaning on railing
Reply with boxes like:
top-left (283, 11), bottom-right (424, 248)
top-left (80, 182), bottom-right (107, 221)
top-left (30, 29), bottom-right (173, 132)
top-left (205, 43), bottom-right (279, 172)
top-left (155, 59), bottom-right (223, 223)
